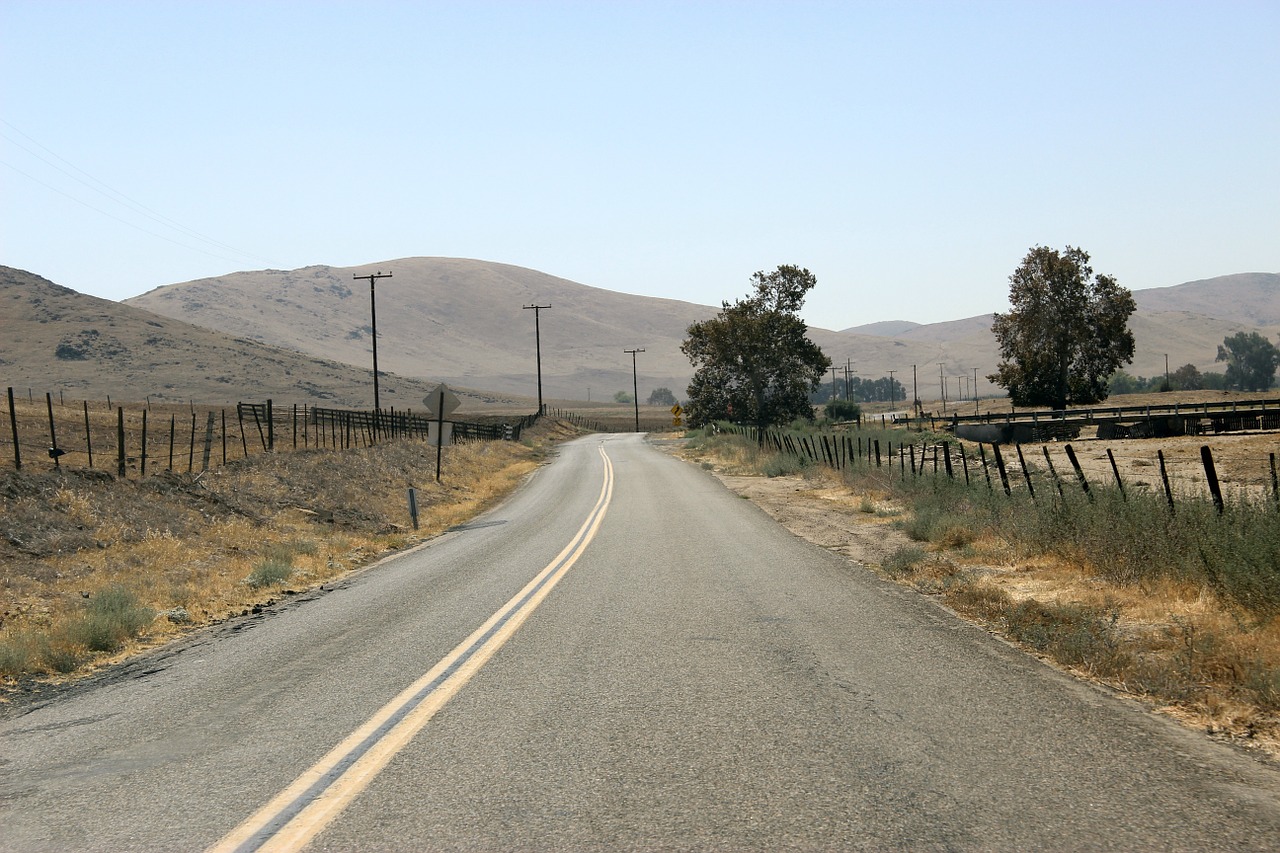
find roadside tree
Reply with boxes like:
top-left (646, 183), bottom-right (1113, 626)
top-left (1216, 332), bottom-right (1280, 391)
top-left (682, 265), bottom-right (831, 429)
top-left (990, 246), bottom-right (1135, 409)
top-left (646, 387), bottom-right (678, 407)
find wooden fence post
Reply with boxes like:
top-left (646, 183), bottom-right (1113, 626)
top-left (1201, 445), bottom-right (1224, 514)
top-left (7, 388), bottom-right (19, 470)
top-left (1271, 452), bottom-right (1278, 506)
top-left (1042, 446), bottom-right (1064, 498)
top-left (1015, 443), bottom-right (1035, 499)
top-left (1107, 449), bottom-right (1126, 500)
top-left (116, 407), bottom-right (126, 478)
top-left (168, 414), bottom-right (176, 470)
top-left (141, 409), bottom-right (148, 476)
top-left (874, 439), bottom-right (881, 468)
top-left (959, 444), bottom-right (970, 486)
top-left (990, 443), bottom-right (1012, 495)
top-left (84, 401), bottom-right (94, 468)
top-left (188, 411), bottom-right (196, 472)
top-left (1158, 450), bottom-right (1175, 514)
top-left (943, 441), bottom-right (954, 479)
top-left (46, 393), bottom-right (61, 469)
top-left (1064, 444), bottom-right (1091, 500)
top-left (978, 443), bottom-right (993, 491)
top-left (201, 412), bottom-right (215, 471)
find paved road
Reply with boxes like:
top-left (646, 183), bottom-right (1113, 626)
top-left (3, 433), bottom-right (1279, 851)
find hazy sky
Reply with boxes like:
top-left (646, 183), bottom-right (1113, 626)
top-left (2, 1), bottom-right (1276, 329)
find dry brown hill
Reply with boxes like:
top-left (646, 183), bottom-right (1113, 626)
top-left (125, 258), bottom-right (713, 403)
top-left (16, 258), bottom-right (1276, 408)
top-left (0, 266), bottom-right (519, 412)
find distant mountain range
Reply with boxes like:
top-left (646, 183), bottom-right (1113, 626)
top-left (2, 260), bottom-right (1276, 407)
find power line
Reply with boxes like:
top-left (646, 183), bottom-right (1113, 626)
top-left (1, 118), bottom-right (275, 265)
top-left (1, 158), bottom-right (259, 267)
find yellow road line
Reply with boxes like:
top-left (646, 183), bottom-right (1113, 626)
top-left (209, 445), bottom-right (615, 853)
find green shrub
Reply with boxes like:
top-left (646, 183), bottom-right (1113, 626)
top-left (63, 585), bottom-right (156, 653)
top-left (245, 558), bottom-right (293, 589)
top-left (825, 399), bottom-right (861, 422)
top-left (762, 453), bottom-right (812, 478)
top-left (883, 545), bottom-right (927, 577)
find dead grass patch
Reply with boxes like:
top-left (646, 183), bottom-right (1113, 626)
top-left (0, 422), bottom-right (556, 687)
top-left (676, 427), bottom-right (1280, 756)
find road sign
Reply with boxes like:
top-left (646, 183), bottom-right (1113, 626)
top-left (671, 404), bottom-right (683, 427)
top-left (671, 404), bottom-right (683, 416)
top-left (422, 384), bottom-right (461, 419)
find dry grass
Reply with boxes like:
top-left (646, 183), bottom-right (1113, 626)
top-left (680, 426), bottom-right (1280, 756)
top-left (0, 418), bottom-right (576, 689)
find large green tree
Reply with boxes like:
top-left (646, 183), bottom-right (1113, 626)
top-left (990, 246), bottom-right (1136, 410)
top-left (1216, 331), bottom-right (1280, 391)
top-left (682, 265), bottom-right (831, 429)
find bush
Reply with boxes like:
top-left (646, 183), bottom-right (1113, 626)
top-left (1003, 599), bottom-right (1129, 676)
top-left (883, 545), bottom-right (927, 577)
top-left (63, 585), bottom-right (156, 653)
top-left (245, 557), bottom-right (293, 588)
top-left (761, 453), bottom-right (812, 478)
top-left (825, 399), bottom-right (861, 421)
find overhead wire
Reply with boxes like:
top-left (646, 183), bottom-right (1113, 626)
top-left (0, 118), bottom-right (278, 267)
top-left (1, 158), bottom-right (257, 267)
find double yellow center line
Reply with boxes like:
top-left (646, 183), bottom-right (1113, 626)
top-left (210, 445), bottom-right (615, 852)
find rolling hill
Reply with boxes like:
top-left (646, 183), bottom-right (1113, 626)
top-left (0, 265), bottom-right (519, 411)
top-left (125, 259), bottom-right (1280, 403)
top-left (6, 259), bottom-right (1276, 410)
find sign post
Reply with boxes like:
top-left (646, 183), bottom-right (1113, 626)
top-left (423, 384), bottom-right (461, 482)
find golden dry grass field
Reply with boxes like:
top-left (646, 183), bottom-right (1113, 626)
top-left (0, 413), bottom-right (584, 693)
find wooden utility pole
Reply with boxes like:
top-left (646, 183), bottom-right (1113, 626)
top-left (523, 304), bottom-right (551, 415)
top-left (625, 348), bottom-right (645, 432)
top-left (353, 271), bottom-right (393, 413)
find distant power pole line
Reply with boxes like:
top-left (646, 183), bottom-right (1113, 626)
top-left (523, 304), bottom-right (551, 415)
top-left (353, 270), bottom-right (393, 412)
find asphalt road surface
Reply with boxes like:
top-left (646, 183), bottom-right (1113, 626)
top-left (3, 433), bottom-right (1279, 851)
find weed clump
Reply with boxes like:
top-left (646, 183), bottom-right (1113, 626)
top-left (64, 585), bottom-right (156, 653)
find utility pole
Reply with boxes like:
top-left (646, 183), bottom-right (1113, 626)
top-left (845, 359), bottom-right (852, 400)
top-left (939, 362), bottom-right (947, 414)
top-left (972, 367), bottom-right (979, 416)
top-left (830, 366), bottom-right (839, 402)
top-left (625, 348), bottom-right (645, 432)
top-left (1165, 353), bottom-right (1170, 391)
top-left (523, 304), bottom-right (550, 415)
top-left (353, 270), bottom-right (393, 414)
top-left (911, 364), bottom-right (918, 418)
top-left (888, 370), bottom-right (897, 412)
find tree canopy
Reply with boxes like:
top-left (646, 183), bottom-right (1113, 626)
top-left (646, 387), bottom-right (678, 407)
top-left (990, 246), bottom-right (1135, 410)
top-left (682, 265), bottom-right (830, 429)
top-left (1217, 331), bottom-right (1280, 391)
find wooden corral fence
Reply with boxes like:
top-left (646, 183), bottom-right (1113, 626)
top-left (3, 388), bottom-right (538, 477)
top-left (718, 423), bottom-right (1280, 514)
top-left (942, 397), bottom-right (1280, 444)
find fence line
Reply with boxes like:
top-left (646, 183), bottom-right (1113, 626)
top-left (714, 422), bottom-right (1279, 512)
top-left (3, 388), bottom-right (540, 478)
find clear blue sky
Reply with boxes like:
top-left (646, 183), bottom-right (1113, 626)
top-left (2, 0), bottom-right (1276, 329)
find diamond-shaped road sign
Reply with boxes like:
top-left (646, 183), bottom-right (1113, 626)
top-left (422, 384), bottom-right (461, 419)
